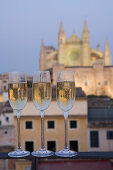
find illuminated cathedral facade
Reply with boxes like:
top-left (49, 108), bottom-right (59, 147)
top-left (39, 21), bottom-right (113, 98)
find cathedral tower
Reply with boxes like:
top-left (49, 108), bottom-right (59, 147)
top-left (40, 41), bottom-right (45, 70)
top-left (58, 21), bottom-right (66, 46)
top-left (82, 21), bottom-right (90, 66)
top-left (58, 21), bottom-right (66, 64)
top-left (104, 39), bottom-right (111, 66)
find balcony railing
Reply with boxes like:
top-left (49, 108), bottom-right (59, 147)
top-left (0, 152), bottom-right (113, 170)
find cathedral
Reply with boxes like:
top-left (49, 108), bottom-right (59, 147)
top-left (39, 21), bottom-right (113, 98)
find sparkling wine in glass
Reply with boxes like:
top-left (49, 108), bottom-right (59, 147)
top-left (32, 71), bottom-right (53, 157)
top-left (8, 72), bottom-right (30, 157)
top-left (55, 70), bottom-right (77, 157)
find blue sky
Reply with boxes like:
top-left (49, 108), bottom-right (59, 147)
top-left (0, 0), bottom-right (113, 75)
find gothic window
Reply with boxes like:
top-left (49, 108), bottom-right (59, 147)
top-left (84, 81), bottom-right (88, 86)
top-left (104, 80), bottom-right (108, 86)
top-left (60, 39), bottom-right (63, 44)
top-left (6, 117), bottom-right (9, 122)
top-left (98, 82), bottom-right (101, 86)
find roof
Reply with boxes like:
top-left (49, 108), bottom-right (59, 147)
top-left (44, 46), bottom-right (56, 51)
top-left (88, 108), bottom-right (113, 121)
top-left (88, 98), bottom-right (113, 108)
top-left (1, 101), bottom-right (13, 113)
top-left (67, 33), bottom-right (80, 43)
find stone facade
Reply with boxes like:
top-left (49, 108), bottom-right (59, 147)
top-left (52, 63), bottom-right (113, 98)
top-left (40, 21), bottom-right (111, 70)
top-left (39, 21), bottom-right (112, 98)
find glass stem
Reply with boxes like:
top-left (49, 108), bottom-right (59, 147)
top-left (17, 112), bottom-right (21, 150)
top-left (40, 111), bottom-right (45, 149)
top-left (64, 111), bottom-right (68, 150)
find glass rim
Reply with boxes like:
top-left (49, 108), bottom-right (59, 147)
top-left (33, 70), bottom-right (51, 83)
top-left (57, 70), bottom-right (75, 74)
top-left (8, 71), bottom-right (27, 83)
top-left (33, 70), bottom-right (50, 74)
top-left (8, 71), bottom-right (26, 75)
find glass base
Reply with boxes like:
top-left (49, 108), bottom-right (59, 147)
top-left (8, 148), bottom-right (30, 158)
top-left (32, 147), bottom-right (54, 157)
top-left (55, 148), bottom-right (77, 157)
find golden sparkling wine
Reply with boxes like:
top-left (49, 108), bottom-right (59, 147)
top-left (8, 83), bottom-right (27, 111)
top-left (33, 82), bottom-right (51, 111)
top-left (57, 81), bottom-right (75, 111)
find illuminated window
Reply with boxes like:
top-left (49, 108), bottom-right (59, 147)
top-left (104, 80), bottom-right (108, 86)
top-left (84, 81), bottom-right (88, 86)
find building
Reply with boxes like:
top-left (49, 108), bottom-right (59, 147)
top-left (88, 97), bottom-right (113, 151)
top-left (0, 73), bottom-right (8, 93)
top-left (14, 87), bottom-right (88, 170)
top-left (39, 21), bottom-right (113, 98)
top-left (40, 21), bottom-right (111, 70)
top-left (0, 101), bottom-right (15, 170)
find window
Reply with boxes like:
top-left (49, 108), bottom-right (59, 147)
top-left (4, 130), bottom-right (8, 134)
top-left (107, 131), bottom-right (113, 139)
top-left (0, 121), bottom-right (2, 126)
top-left (98, 82), bottom-right (101, 85)
top-left (25, 167), bottom-right (31, 170)
top-left (48, 121), bottom-right (55, 129)
top-left (25, 121), bottom-right (32, 129)
top-left (3, 80), bottom-right (7, 83)
top-left (47, 141), bottom-right (56, 152)
top-left (90, 131), bottom-right (99, 147)
top-left (4, 86), bottom-right (6, 91)
top-left (70, 120), bottom-right (77, 128)
top-left (6, 117), bottom-right (9, 122)
top-left (84, 81), bottom-right (88, 86)
top-left (60, 39), bottom-right (63, 44)
top-left (104, 80), bottom-right (108, 86)
top-left (69, 140), bottom-right (78, 152)
top-left (25, 141), bottom-right (34, 152)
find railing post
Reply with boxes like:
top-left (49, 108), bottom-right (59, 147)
top-left (31, 157), bottom-right (37, 170)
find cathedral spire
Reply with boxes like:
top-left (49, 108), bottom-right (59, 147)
top-left (83, 20), bottom-right (89, 33)
top-left (104, 38), bottom-right (111, 66)
top-left (82, 20), bottom-right (89, 42)
top-left (41, 40), bottom-right (44, 49)
top-left (104, 38), bottom-right (110, 53)
top-left (97, 43), bottom-right (100, 51)
top-left (59, 21), bottom-right (64, 34)
top-left (58, 21), bottom-right (66, 46)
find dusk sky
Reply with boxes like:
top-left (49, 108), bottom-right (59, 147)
top-left (0, 0), bottom-right (113, 75)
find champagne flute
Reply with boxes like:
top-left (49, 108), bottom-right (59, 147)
top-left (8, 72), bottom-right (30, 157)
top-left (32, 71), bottom-right (53, 157)
top-left (55, 71), bottom-right (77, 157)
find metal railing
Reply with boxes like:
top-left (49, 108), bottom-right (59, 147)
top-left (0, 152), bottom-right (113, 170)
